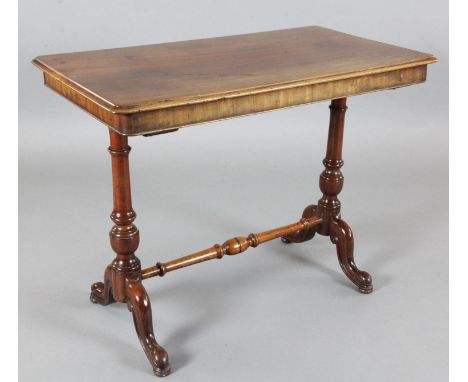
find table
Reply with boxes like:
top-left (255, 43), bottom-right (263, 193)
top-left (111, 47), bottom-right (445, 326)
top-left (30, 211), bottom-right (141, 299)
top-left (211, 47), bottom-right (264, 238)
top-left (33, 26), bottom-right (436, 377)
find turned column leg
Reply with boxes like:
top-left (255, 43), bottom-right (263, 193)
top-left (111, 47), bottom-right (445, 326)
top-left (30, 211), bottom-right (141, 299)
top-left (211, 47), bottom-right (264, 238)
top-left (90, 129), bottom-right (171, 376)
top-left (90, 129), bottom-right (140, 303)
top-left (317, 98), bottom-right (372, 293)
top-left (282, 98), bottom-right (372, 293)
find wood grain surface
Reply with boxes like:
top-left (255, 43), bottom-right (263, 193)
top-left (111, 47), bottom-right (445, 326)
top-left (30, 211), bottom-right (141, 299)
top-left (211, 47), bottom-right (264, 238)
top-left (33, 26), bottom-right (436, 135)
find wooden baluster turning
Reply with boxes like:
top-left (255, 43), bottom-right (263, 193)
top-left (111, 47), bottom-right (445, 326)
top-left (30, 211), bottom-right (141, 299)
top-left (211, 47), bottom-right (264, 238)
top-left (141, 216), bottom-right (321, 279)
top-left (284, 98), bottom-right (373, 293)
top-left (91, 129), bottom-right (171, 377)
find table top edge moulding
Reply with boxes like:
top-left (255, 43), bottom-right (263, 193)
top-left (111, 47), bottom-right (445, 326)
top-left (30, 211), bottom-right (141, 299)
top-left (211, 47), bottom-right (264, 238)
top-left (32, 26), bottom-right (437, 136)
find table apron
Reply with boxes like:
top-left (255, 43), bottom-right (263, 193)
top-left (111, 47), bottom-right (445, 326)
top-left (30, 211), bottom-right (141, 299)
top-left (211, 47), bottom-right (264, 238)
top-left (42, 64), bottom-right (427, 136)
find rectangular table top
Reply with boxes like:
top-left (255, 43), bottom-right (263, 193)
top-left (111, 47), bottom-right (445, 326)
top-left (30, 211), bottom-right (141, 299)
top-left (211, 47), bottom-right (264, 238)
top-left (33, 26), bottom-right (436, 136)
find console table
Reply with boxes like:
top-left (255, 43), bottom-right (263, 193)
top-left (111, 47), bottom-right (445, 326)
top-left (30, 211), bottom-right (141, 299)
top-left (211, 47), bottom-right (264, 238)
top-left (33, 26), bottom-right (436, 377)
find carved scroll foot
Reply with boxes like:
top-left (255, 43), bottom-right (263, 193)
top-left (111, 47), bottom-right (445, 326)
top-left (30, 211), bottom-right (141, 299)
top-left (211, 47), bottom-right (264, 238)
top-left (90, 266), bottom-right (115, 305)
top-left (329, 219), bottom-right (373, 294)
top-left (281, 205), bottom-right (318, 243)
top-left (126, 279), bottom-right (171, 377)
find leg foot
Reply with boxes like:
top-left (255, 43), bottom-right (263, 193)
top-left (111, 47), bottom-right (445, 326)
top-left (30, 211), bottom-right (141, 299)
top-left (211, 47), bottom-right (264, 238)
top-left (90, 266), bottom-right (115, 305)
top-left (329, 219), bottom-right (373, 294)
top-left (126, 279), bottom-right (171, 377)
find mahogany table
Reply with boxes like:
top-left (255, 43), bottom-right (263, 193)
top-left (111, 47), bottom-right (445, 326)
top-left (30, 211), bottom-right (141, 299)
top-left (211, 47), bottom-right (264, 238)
top-left (33, 26), bottom-right (436, 377)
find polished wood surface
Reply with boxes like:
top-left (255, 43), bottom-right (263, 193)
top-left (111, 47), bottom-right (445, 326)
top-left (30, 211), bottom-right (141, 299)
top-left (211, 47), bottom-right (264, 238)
top-left (282, 98), bottom-right (372, 293)
top-left (90, 130), bottom-right (170, 376)
top-left (33, 26), bottom-right (435, 135)
top-left (141, 216), bottom-right (322, 279)
top-left (33, 27), bottom-right (435, 377)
